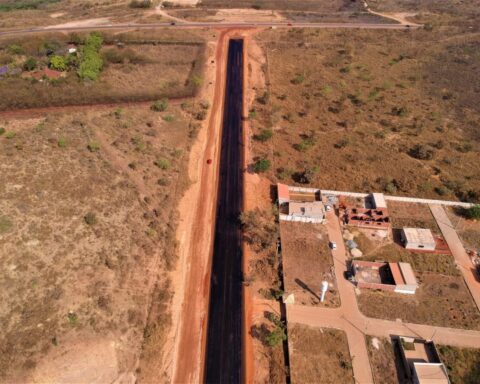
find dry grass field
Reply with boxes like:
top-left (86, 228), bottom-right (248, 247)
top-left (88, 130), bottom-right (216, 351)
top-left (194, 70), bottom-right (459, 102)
top-left (0, 30), bottom-right (207, 110)
top-left (357, 273), bottom-right (480, 330)
top-left (0, 103), bottom-right (198, 382)
top-left (251, 28), bottom-right (480, 203)
top-left (445, 206), bottom-right (480, 250)
top-left (280, 221), bottom-right (339, 307)
top-left (288, 324), bottom-right (353, 383)
top-left (438, 344), bottom-right (480, 384)
top-left (366, 336), bottom-right (400, 384)
top-left (198, 0), bottom-right (363, 12)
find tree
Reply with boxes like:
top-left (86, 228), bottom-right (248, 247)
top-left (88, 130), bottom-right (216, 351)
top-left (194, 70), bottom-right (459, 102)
top-left (266, 326), bottom-right (286, 347)
top-left (23, 57), bottom-right (37, 71)
top-left (49, 55), bottom-right (67, 71)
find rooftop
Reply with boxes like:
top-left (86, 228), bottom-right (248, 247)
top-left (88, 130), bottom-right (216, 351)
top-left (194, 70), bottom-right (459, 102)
top-left (289, 201), bottom-right (325, 219)
top-left (413, 363), bottom-right (450, 384)
top-left (403, 227), bottom-right (435, 245)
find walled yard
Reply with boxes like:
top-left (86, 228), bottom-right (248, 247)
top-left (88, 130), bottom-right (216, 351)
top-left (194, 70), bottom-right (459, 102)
top-left (0, 104), bottom-right (196, 382)
top-left (445, 206), bottom-right (480, 251)
top-left (288, 324), bottom-right (353, 384)
top-left (357, 273), bottom-right (480, 330)
top-left (280, 221), bottom-right (339, 307)
top-left (366, 336), bottom-right (402, 384)
top-left (251, 28), bottom-right (480, 204)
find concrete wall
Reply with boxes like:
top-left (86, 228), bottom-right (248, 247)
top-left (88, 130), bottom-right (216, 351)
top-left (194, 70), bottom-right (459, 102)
top-left (279, 214), bottom-right (325, 224)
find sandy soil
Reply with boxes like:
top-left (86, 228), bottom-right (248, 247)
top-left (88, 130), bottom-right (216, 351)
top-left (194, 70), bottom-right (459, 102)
top-left (215, 9), bottom-right (284, 22)
top-left (44, 18), bottom-right (111, 29)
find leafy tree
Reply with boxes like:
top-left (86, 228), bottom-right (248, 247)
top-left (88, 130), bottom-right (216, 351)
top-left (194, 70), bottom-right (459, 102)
top-left (23, 57), bottom-right (37, 71)
top-left (266, 326), bottom-right (286, 347)
top-left (78, 32), bottom-right (104, 81)
top-left (49, 55), bottom-right (67, 71)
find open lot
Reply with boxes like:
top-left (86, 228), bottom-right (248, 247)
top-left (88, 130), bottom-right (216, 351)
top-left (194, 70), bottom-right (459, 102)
top-left (445, 206), bottom-right (480, 251)
top-left (438, 344), bottom-right (480, 384)
top-left (366, 336), bottom-right (401, 384)
top-left (198, 0), bottom-right (364, 12)
top-left (251, 28), bottom-right (480, 204)
top-left (0, 29), bottom-right (207, 110)
top-left (288, 324), bottom-right (353, 383)
top-left (280, 221), bottom-right (339, 307)
top-left (357, 273), bottom-right (480, 330)
top-left (0, 103), bottom-right (196, 382)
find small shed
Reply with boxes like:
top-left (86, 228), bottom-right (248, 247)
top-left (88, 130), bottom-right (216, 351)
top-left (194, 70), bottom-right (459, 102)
top-left (413, 363), bottom-right (450, 384)
top-left (372, 193), bottom-right (387, 209)
top-left (393, 262), bottom-right (418, 294)
top-left (277, 183), bottom-right (290, 205)
top-left (401, 228), bottom-right (436, 251)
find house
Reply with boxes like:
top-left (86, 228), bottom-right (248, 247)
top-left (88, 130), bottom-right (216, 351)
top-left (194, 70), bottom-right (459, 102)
top-left (351, 260), bottom-right (418, 294)
top-left (395, 336), bottom-right (450, 384)
top-left (277, 183), bottom-right (326, 223)
top-left (401, 228), bottom-right (436, 251)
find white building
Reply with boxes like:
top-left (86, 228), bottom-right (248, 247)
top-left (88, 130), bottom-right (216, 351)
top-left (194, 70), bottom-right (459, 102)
top-left (413, 363), bottom-right (450, 384)
top-left (371, 192), bottom-right (387, 209)
top-left (401, 228), bottom-right (436, 251)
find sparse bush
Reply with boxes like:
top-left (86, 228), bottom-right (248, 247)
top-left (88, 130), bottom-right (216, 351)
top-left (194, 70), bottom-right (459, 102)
top-left (266, 326), bottom-right (286, 347)
top-left (5, 131), bottom-right (16, 139)
top-left (67, 311), bottom-right (78, 326)
top-left (154, 158), bottom-right (171, 170)
top-left (158, 177), bottom-right (170, 186)
top-left (0, 128), bottom-right (5, 135)
top-left (199, 100), bottom-right (210, 109)
top-left (129, 0), bottom-right (152, 8)
top-left (252, 158), bottom-right (270, 173)
top-left (257, 91), bottom-right (270, 105)
top-left (8, 44), bottom-right (24, 55)
top-left (84, 212), bottom-right (97, 225)
top-left (151, 98), bottom-right (169, 112)
top-left (162, 115), bottom-right (175, 122)
top-left (334, 138), bottom-right (349, 149)
top-left (195, 110), bottom-right (207, 121)
top-left (190, 75), bottom-right (203, 87)
top-left (291, 73), bottom-right (305, 85)
top-left (392, 106), bottom-right (409, 117)
top-left (240, 208), bottom-right (278, 251)
top-left (464, 205), bottom-right (480, 220)
top-left (254, 129), bottom-right (273, 142)
top-left (0, 216), bottom-right (13, 234)
top-left (87, 141), bottom-right (100, 152)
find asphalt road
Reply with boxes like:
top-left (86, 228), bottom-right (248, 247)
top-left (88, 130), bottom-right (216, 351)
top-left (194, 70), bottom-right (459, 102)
top-left (0, 21), bottom-right (418, 37)
top-left (204, 39), bottom-right (244, 384)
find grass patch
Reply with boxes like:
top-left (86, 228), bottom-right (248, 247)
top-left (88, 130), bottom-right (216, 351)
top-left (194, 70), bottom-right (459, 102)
top-left (438, 345), bottom-right (480, 384)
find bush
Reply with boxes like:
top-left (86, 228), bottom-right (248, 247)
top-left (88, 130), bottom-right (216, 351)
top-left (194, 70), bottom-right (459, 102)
top-left (252, 158), bottom-right (270, 173)
top-left (84, 212), bottom-right (97, 225)
top-left (0, 216), bottom-right (12, 234)
top-left (154, 158), bottom-right (171, 170)
top-left (162, 115), bottom-right (175, 122)
top-left (464, 205), bottom-right (480, 220)
top-left (151, 98), bottom-right (169, 112)
top-left (291, 73), bottom-right (305, 84)
top-left (408, 144), bottom-right (434, 160)
top-left (266, 327), bottom-right (286, 347)
top-left (23, 57), bottom-right (37, 71)
top-left (253, 129), bottom-right (273, 142)
top-left (78, 32), bottom-right (104, 81)
top-left (129, 0), bottom-right (152, 8)
top-left (8, 44), bottom-right (24, 55)
top-left (57, 137), bottom-right (67, 148)
top-left (87, 141), bottom-right (100, 152)
top-left (5, 131), bottom-right (16, 139)
top-left (190, 75), bottom-right (203, 87)
top-left (0, 128), bottom-right (5, 135)
top-left (49, 55), bottom-right (67, 71)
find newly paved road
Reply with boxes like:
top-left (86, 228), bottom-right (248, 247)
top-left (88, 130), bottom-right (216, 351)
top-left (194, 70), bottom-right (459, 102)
top-left (204, 39), bottom-right (244, 384)
top-left (0, 21), bottom-right (419, 37)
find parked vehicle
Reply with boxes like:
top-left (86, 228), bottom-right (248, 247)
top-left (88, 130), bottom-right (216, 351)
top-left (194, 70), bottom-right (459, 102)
top-left (329, 241), bottom-right (337, 250)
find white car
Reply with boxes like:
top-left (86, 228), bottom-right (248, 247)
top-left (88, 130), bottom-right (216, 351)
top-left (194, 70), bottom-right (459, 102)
top-left (325, 205), bottom-right (332, 212)
top-left (329, 241), bottom-right (337, 250)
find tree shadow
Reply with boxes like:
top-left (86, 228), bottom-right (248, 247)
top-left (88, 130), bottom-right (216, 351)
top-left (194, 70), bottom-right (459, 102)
top-left (295, 278), bottom-right (321, 302)
top-left (250, 323), bottom-right (270, 347)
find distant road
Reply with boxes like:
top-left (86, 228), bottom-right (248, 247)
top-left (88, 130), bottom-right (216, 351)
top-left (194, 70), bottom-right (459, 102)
top-left (0, 21), bottom-right (419, 37)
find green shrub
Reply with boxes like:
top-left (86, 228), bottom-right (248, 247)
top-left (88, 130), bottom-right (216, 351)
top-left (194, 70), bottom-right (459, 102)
top-left (23, 57), bottom-right (37, 71)
top-left (151, 98), bottom-right (169, 112)
top-left (252, 158), bottom-right (270, 173)
top-left (254, 129), bottom-right (273, 142)
top-left (408, 144), bottom-right (434, 160)
top-left (266, 326), bottom-right (286, 347)
top-left (78, 32), bottom-right (104, 81)
top-left (0, 216), bottom-right (12, 234)
top-left (162, 115), bottom-right (175, 122)
top-left (0, 0), bottom-right (60, 12)
top-left (84, 212), bottom-right (97, 225)
top-left (5, 131), bottom-right (16, 139)
top-left (87, 141), bottom-right (100, 152)
top-left (190, 75), bottom-right (203, 87)
top-left (57, 137), bottom-right (67, 148)
top-left (154, 158), bottom-right (171, 170)
top-left (158, 177), bottom-right (170, 186)
top-left (0, 128), bottom-right (5, 135)
top-left (49, 55), bottom-right (67, 71)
